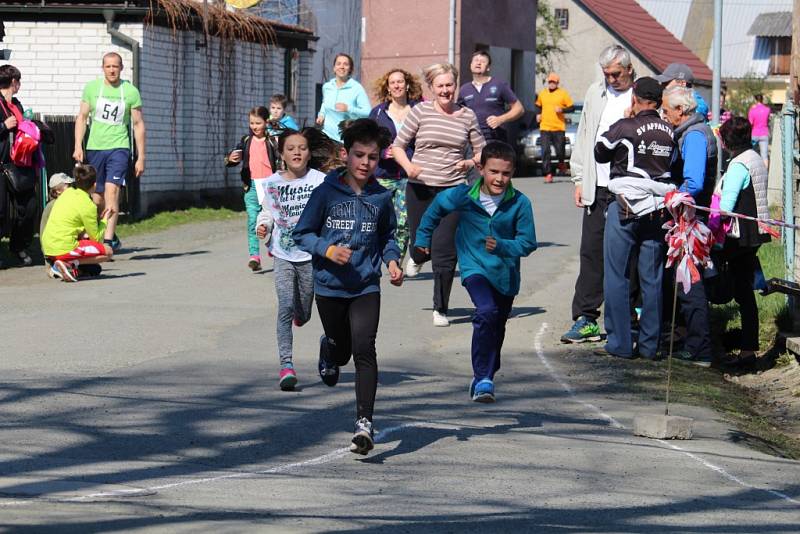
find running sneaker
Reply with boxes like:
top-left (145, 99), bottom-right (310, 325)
top-left (279, 367), bottom-right (298, 391)
top-left (472, 378), bottom-right (495, 403)
top-left (432, 310), bottom-right (450, 327)
top-left (350, 417), bottom-right (374, 455)
top-left (16, 250), bottom-right (32, 266)
top-left (318, 335), bottom-right (340, 387)
top-left (110, 235), bottom-right (122, 252)
top-left (404, 257), bottom-right (421, 278)
top-left (544, 173), bottom-right (554, 184)
top-left (248, 255), bottom-right (261, 271)
top-left (52, 260), bottom-right (77, 282)
top-left (560, 316), bottom-right (601, 343)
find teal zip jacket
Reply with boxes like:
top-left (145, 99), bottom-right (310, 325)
top-left (317, 77), bottom-right (371, 142)
top-left (415, 179), bottom-right (537, 296)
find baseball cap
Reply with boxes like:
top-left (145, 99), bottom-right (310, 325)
top-left (655, 63), bottom-right (694, 84)
top-left (633, 76), bottom-right (663, 102)
top-left (546, 72), bottom-right (560, 83)
top-left (48, 172), bottom-right (74, 189)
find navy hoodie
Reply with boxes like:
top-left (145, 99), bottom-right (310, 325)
top-left (293, 168), bottom-right (401, 297)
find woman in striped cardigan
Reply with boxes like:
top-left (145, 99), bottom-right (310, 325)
top-left (392, 62), bottom-right (486, 327)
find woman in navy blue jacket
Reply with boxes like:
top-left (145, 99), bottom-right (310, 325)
top-left (369, 69), bottom-right (422, 261)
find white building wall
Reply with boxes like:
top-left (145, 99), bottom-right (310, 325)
top-left (1, 20), bottom-right (143, 115)
top-left (1, 20), bottom-right (315, 212)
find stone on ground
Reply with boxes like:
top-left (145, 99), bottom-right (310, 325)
top-left (633, 414), bottom-right (694, 439)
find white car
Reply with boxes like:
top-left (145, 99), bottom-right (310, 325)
top-left (516, 104), bottom-right (583, 176)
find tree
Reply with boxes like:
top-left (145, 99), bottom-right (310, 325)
top-left (725, 74), bottom-right (770, 117)
top-left (536, 0), bottom-right (567, 81)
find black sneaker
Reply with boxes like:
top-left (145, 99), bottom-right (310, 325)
top-left (318, 335), bottom-right (340, 387)
top-left (78, 264), bottom-right (103, 278)
top-left (350, 417), bottom-right (374, 455)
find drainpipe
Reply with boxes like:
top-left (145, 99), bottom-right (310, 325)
top-left (103, 9), bottom-right (140, 88)
top-left (448, 0), bottom-right (456, 65)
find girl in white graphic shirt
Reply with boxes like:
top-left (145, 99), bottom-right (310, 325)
top-left (256, 128), bottom-right (336, 390)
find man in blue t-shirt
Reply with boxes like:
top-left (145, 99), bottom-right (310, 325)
top-left (457, 50), bottom-right (524, 142)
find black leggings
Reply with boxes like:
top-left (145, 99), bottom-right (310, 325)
top-left (0, 175), bottom-right (37, 253)
top-left (316, 292), bottom-right (381, 421)
top-left (723, 245), bottom-right (761, 351)
top-left (406, 182), bottom-right (460, 313)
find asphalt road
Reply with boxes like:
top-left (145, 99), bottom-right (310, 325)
top-left (1, 176), bottom-right (799, 532)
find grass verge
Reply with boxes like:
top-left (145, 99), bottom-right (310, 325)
top-left (622, 237), bottom-right (800, 459)
top-left (115, 208), bottom-right (240, 238)
top-left (622, 359), bottom-right (800, 459)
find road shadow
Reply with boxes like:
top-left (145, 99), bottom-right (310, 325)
top-left (84, 272), bottom-right (147, 280)
top-left (423, 306), bottom-right (545, 325)
top-left (129, 251), bottom-right (210, 261)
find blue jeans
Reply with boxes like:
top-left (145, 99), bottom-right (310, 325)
top-left (603, 202), bottom-right (665, 358)
top-left (463, 275), bottom-right (515, 380)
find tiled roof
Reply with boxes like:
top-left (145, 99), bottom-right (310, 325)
top-left (577, 0), bottom-right (713, 82)
top-left (748, 12), bottom-right (792, 37)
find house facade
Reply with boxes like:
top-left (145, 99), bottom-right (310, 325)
top-left (360, 0), bottom-right (538, 115)
top-left (638, 0), bottom-right (793, 105)
top-left (543, 0), bottom-right (712, 104)
top-left (0, 0), bottom-right (317, 216)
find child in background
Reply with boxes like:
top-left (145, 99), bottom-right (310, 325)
top-left (293, 118), bottom-right (403, 455)
top-left (268, 94), bottom-right (299, 135)
top-left (41, 164), bottom-right (114, 282)
top-left (225, 106), bottom-right (279, 272)
top-left (415, 141), bottom-right (537, 402)
top-left (256, 127), bottom-right (333, 390)
top-left (40, 172), bottom-right (74, 239)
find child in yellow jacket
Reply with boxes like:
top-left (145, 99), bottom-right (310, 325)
top-left (41, 164), bottom-right (114, 282)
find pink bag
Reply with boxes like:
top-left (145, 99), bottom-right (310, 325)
top-left (10, 119), bottom-right (40, 167)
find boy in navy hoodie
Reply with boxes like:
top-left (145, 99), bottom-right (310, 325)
top-left (415, 141), bottom-right (537, 403)
top-left (293, 118), bottom-right (403, 455)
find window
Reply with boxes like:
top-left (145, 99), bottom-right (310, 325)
top-left (284, 48), bottom-right (300, 104)
top-left (769, 37), bottom-right (791, 75)
top-left (554, 8), bottom-right (569, 30)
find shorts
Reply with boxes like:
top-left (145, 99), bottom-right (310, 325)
top-left (49, 239), bottom-right (107, 262)
top-left (87, 148), bottom-right (130, 193)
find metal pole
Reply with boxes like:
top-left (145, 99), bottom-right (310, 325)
top-left (711, 0), bottom-right (722, 124)
top-left (783, 99), bottom-right (796, 277)
top-left (448, 0), bottom-right (456, 65)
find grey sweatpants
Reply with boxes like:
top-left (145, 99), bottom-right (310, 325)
top-left (274, 257), bottom-right (314, 366)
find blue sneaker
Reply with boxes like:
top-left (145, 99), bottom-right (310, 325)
top-left (318, 336), bottom-right (340, 387)
top-left (560, 316), bottom-right (602, 343)
top-left (472, 378), bottom-right (495, 403)
top-left (110, 234), bottom-right (122, 252)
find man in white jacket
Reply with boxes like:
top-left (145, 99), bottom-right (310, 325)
top-left (561, 45), bottom-right (635, 343)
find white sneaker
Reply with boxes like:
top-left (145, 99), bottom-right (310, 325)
top-left (432, 310), bottom-right (450, 327)
top-left (404, 257), bottom-right (422, 277)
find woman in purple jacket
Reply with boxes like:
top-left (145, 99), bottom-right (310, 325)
top-left (369, 68), bottom-right (422, 261)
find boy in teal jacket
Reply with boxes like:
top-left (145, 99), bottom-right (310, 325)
top-left (415, 141), bottom-right (537, 402)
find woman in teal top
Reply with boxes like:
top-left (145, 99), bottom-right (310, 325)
top-left (717, 117), bottom-right (770, 371)
top-left (316, 53), bottom-right (371, 142)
